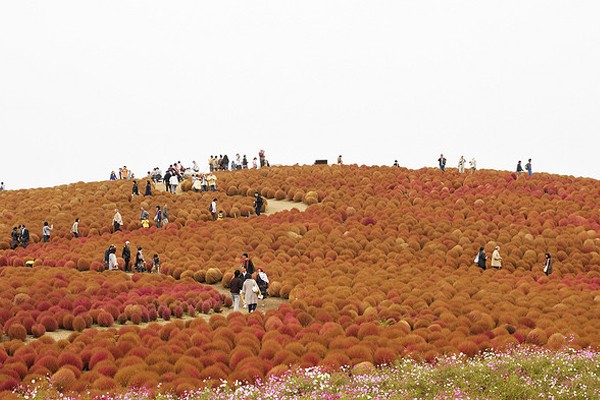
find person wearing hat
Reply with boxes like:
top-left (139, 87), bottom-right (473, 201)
top-left (122, 241), bottom-right (132, 272)
top-left (491, 246), bottom-right (502, 269)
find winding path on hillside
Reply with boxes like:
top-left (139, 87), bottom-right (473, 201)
top-left (25, 190), bottom-right (308, 343)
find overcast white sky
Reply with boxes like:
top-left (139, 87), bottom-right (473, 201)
top-left (1, 1), bottom-right (599, 190)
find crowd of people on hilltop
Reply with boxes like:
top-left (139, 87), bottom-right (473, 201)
top-left (435, 154), bottom-right (534, 176)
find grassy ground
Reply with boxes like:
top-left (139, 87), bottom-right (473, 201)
top-left (10, 346), bottom-right (600, 399)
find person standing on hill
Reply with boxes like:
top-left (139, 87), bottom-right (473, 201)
top-left (209, 198), bottom-right (218, 221)
top-left (207, 172), bottom-right (217, 191)
top-left (491, 246), bottom-right (502, 269)
top-left (543, 253), bottom-right (553, 276)
top-left (132, 180), bottom-right (139, 196)
top-left (458, 156), bottom-right (466, 173)
top-left (162, 204), bottom-right (169, 225)
top-left (469, 157), bottom-right (477, 172)
top-left (240, 252), bottom-right (255, 275)
top-left (135, 246), bottom-right (146, 272)
top-left (337, 155), bottom-right (343, 165)
top-left (242, 275), bottom-right (259, 313)
top-left (144, 180), bottom-right (152, 196)
top-left (154, 205), bottom-right (163, 228)
top-left (242, 155), bottom-right (248, 169)
top-left (71, 218), bottom-right (79, 238)
top-left (438, 154), bottom-right (446, 172)
top-left (525, 159), bottom-right (533, 176)
top-left (42, 221), bottom-right (53, 243)
top-left (122, 241), bottom-right (131, 272)
top-left (21, 225), bottom-right (30, 248)
top-left (256, 267), bottom-right (269, 301)
top-left (108, 246), bottom-right (118, 270)
top-left (163, 169), bottom-right (172, 193)
top-left (169, 173), bottom-right (179, 193)
top-left (11, 227), bottom-right (19, 249)
top-left (259, 149), bottom-right (266, 167)
top-left (516, 161), bottom-right (524, 176)
top-left (254, 191), bottom-right (264, 216)
top-left (230, 270), bottom-right (244, 312)
top-left (476, 246), bottom-right (487, 270)
top-left (113, 209), bottom-right (123, 232)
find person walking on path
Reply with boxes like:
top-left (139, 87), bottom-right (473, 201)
top-left (42, 221), bottom-right (53, 243)
top-left (113, 209), bottom-right (123, 232)
top-left (209, 198), bottom-right (218, 221)
top-left (543, 253), bottom-right (553, 276)
top-left (71, 218), bottom-right (79, 238)
top-left (132, 180), bottom-right (139, 196)
top-left (254, 191), bottom-right (264, 216)
top-left (525, 159), bottom-right (533, 176)
top-left (122, 241), bottom-right (132, 272)
top-left (230, 270), bottom-right (244, 312)
top-left (242, 275), bottom-right (260, 313)
top-left (476, 246), bottom-right (487, 270)
top-left (491, 246), bottom-right (502, 269)
top-left (144, 180), bottom-right (153, 196)
top-left (438, 154), bottom-right (447, 172)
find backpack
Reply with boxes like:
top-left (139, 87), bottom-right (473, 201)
top-left (474, 253), bottom-right (479, 264)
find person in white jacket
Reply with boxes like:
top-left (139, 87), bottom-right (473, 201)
top-left (242, 276), bottom-right (259, 313)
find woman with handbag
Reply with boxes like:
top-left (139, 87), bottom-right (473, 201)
top-left (242, 275), bottom-right (260, 313)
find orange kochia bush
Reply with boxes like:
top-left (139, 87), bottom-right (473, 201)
top-left (0, 165), bottom-right (599, 394)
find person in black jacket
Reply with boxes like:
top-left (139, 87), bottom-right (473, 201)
top-left (122, 241), bottom-right (131, 272)
top-left (240, 253), bottom-right (255, 275)
top-left (230, 270), bottom-right (244, 312)
top-left (254, 192), bottom-right (264, 216)
top-left (543, 253), bottom-right (553, 276)
top-left (21, 225), bottom-right (30, 248)
top-left (477, 246), bottom-right (487, 270)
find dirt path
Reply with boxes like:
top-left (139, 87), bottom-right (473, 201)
top-left (154, 181), bottom-right (308, 215)
top-left (25, 282), bottom-right (288, 343)
top-left (22, 183), bottom-right (305, 343)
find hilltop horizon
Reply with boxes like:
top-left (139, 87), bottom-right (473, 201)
top-left (2, 160), bottom-right (599, 192)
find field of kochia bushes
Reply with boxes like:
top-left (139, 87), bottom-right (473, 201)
top-left (0, 165), bottom-right (598, 396)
